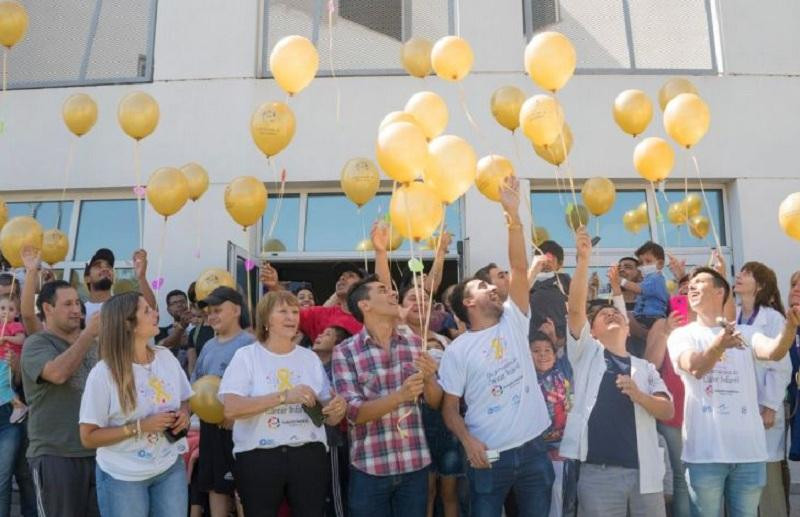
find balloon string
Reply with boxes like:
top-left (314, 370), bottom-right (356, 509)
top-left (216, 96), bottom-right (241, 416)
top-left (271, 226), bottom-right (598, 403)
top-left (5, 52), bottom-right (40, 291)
top-left (327, 0), bottom-right (341, 122)
top-left (690, 154), bottom-right (721, 251)
top-left (57, 138), bottom-right (77, 229)
top-left (194, 201), bottom-right (201, 258)
top-left (266, 158), bottom-right (286, 239)
top-left (423, 214), bottom-right (447, 342)
top-left (134, 140), bottom-right (144, 250)
top-left (155, 217), bottom-right (167, 294)
top-left (457, 82), bottom-right (482, 139)
top-left (247, 226), bottom-right (255, 325)
top-left (359, 206), bottom-right (368, 271)
top-left (650, 181), bottom-right (669, 250)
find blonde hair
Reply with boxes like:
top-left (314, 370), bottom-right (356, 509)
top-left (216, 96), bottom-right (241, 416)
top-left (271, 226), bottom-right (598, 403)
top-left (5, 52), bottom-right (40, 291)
top-left (99, 291), bottom-right (141, 414)
top-left (256, 291), bottom-right (300, 342)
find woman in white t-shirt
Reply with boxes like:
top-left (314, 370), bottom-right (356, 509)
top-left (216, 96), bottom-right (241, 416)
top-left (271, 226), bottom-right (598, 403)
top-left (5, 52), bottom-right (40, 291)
top-left (79, 291), bottom-right (192, 517)
top-left (219, 290), bottom-right (347, 517)
top-left (733, 261), bottom-right (790, 517)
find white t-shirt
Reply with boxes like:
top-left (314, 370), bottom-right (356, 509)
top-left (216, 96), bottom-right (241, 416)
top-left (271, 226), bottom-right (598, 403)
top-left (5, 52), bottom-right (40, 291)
top-left (438, 300), bottom-right (550, 452)
top-left (218, 343), bottom-right (332, 455)
top-left (84, 301), bottom-right (103, 320)
top-left (667, 322), bottom-right (768, 463)
top-left (79, 347), bottom-right (193, 481)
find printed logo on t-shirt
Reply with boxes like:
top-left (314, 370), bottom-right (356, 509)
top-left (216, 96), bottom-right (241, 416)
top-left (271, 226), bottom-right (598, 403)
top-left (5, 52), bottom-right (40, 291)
top-left (267, 416), bottom-right (280, 428)
top-left (490, 338), bottom-right (504, 360)
top-left (148, 377), bottom-right (172, 406)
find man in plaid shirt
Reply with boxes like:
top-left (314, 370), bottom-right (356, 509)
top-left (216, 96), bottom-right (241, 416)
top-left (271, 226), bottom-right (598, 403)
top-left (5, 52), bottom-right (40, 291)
top-left (332, 274), bottom-right (442, 517)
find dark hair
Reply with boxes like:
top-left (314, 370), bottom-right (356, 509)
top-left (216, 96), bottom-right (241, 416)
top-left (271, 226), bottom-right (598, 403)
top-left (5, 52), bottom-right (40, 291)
top-left (587, 301), bottom-right (622, 326)
top-left (0, 273), bottom-right (13, 286)
top-left (330, 325), bottom-right (352, 345)
top-left (346, 274), bottom-right (380, 323)
top-left (741, 261), bottom-right (785, 316)
top-left (37, 280), bottom-right (74, 315)
top-left (473, 264), bottom-right (498, 283)
top-left (678, 274), bottom-right (690, 285)
top-left (537, 240), bottom-right (564, 265)
top-left (530, 331), bottom-right (556, 353)
top-left (635, 241), bottom-right (665, 262)
top-left (691, 267), bottom-right (730, 306)
top-left (448, 278), bottom-right (472, 327)
top-left (619, 256), bottom-right (640, 267)
top-left (166, 289), bottom-right (187, 304)
top-left (187, 282), bottom-right (197, 304)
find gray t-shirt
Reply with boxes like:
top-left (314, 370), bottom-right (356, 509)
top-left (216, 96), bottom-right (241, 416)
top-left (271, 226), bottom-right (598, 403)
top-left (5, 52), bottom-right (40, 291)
top-left (21, 331), bottom-right (98, 458)
top-left (191, 331), bottom-right (254, 382)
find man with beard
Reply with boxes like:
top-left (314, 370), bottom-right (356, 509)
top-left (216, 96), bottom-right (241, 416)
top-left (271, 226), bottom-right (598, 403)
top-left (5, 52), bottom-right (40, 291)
top-left (82, 248), bottom-right (157, 319)
top-left (260, 262), bottom-right (363, 342)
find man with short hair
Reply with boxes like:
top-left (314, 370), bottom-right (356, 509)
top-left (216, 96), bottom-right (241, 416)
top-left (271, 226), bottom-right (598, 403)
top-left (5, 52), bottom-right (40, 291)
top-left (616, 257), bottom-right (642, 310)
top-left (21, 280), bottom-right (101, 517)
top-left (473, 263), bottom-right (510, 301)
top-left (332, 274), bottom-right (442, 517)
top-left (156, 289), bottom-right (192, 368)
top-left (667, 267), bottom-right (800, 516)
top-left (439, 177), bottom-right (553, 517)
top-left (82, 248), bottom-right (157, 320)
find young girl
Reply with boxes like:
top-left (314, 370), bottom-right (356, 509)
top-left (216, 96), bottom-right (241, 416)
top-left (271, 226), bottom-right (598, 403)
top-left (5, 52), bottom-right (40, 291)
top-left (0, 294), bottom-right (27, 422)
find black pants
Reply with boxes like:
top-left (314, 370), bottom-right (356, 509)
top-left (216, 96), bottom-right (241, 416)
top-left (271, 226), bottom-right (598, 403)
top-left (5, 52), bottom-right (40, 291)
top-left (235, 443), bottom-right (329, 517)
top-left (28, 455), bottom-right (99, 517)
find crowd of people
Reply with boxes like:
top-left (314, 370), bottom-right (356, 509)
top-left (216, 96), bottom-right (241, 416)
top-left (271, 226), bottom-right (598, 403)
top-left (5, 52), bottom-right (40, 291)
top-left (1, 177), bottom-right (800, 517)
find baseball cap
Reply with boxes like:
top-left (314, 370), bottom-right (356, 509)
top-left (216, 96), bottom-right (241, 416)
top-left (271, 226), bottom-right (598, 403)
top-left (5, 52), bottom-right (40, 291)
top-left (197, 286), bottom-right (244, 309)
top-left (332, 262), bottom-right (367, 279)
top-left (84, 248), bottom-right (115, 276)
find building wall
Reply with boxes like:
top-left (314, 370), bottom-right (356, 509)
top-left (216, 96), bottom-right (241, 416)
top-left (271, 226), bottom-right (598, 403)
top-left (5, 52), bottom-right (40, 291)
top-left (1, 0), bottom-right (799, 310)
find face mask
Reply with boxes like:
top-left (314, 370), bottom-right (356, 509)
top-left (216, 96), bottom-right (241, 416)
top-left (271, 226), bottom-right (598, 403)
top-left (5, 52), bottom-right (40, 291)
top-left (640, 264), bottom-right (658, 276)
top-left (536, 272), bottom-right (555, 282)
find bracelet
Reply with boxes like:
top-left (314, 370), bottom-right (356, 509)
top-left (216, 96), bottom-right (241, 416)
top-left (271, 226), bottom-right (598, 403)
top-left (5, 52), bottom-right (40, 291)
top-left (507, 223), bottom-right (522, 231)
top-left (135, 419), bottom-right (142, 440)
top-left (123, 423), bottom-right (133, 437)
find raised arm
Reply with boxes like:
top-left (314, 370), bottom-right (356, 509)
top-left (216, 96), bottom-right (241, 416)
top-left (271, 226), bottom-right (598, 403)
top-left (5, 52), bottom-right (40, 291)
top-left (567, 227), bottom-right (592, 337)
top-left (676, 322), bottom-right (741, 379)
top-left (424, 231), bottom-right (451, 295)
top-left (20, 247), bottom-right (44, 335)
top-left (498, 176), bottom-right (529, 313)
top-left (753, 307), bottom-right (800, 361)
top-left (371, 221), bottom-right (392, 289)
top-left (133, 249), bottom-right (158, 311)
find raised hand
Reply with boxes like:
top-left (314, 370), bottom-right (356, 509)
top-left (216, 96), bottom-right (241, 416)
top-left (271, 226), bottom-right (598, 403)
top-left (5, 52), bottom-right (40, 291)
top-left (371, 220), bottom-right (390, 253)
top-left (499, 175), bottom-right (521, 214)
top-left (132, 249), bottom-right (148, 279)
top-left (259, 262), bottom-right (279, 290)
top-left (575, 226), bottom-right (592, 262)
top-left (21, 246), bottom-right (41, 273)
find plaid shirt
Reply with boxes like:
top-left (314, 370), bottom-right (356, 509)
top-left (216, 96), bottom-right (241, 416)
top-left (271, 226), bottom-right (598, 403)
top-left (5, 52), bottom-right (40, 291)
top-left (332, 326), bottom-right (431, 476)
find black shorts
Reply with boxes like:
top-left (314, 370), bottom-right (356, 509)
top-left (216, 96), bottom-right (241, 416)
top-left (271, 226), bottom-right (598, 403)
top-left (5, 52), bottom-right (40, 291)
top-left (197, 421), bottom-right (236, 496)
top-left (29, 455), bottom-right (99, 517)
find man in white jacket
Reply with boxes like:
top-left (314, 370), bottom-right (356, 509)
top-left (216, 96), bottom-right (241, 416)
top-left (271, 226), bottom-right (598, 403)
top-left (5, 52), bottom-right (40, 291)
top-left (563, 227), bottom-right (674, 517)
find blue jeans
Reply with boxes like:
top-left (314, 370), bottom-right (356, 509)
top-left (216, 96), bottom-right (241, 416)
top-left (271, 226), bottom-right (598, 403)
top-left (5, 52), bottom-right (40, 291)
top-left (0, 403), bottom-right (22, 517)
top-left (96, 456), bottom-right (187, 517)
top-left (685, 462), bottom-right (765, 517)
top-left (658, 423), bottom-right (690, 517)
top-left (349, 465), bottom-right (429, 517)
top-left (467, 437), bottom-right (554, 517)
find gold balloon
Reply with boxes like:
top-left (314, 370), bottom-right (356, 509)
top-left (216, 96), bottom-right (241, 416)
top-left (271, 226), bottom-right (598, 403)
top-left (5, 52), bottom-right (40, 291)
top-left (146, 167), bottom-right (190, 218)
top-left (779, 192), bottom-right (800, 241)
top-left (476, 155), bottom-right (515, 202)
top-left (689, 215), bottom-right (710, 239)
top-left (667, 201), bottom-right (688, 225)
top-left (612, 89), bottom-right (653, 137)
top-left (269, 35), bottom-right (319, 95)
top-left (623, 210), bottom-right (642, 234)
top-left (666, 279), bottom-right (677, 294)
top-left (250, 101), bottom-right (296, 158)
top-left (41, 229), bottom-right (69, 265)
top-left (532, 226), bottom-right (549, 247)
top-left (520, 94), bottom-right (565, 147)
top-left (581, 177), bottom-right (616, 216)
top-left (180, 163), bottom-right (210, 202)
top-left (401, 37), bottom-right (432, 78)
top-left (375, 121), bottom-right (428, 184)
top-left (63, 94), bottom-right (98, 137)
top-left (533, 123), bottom-right (572, 166)
top-left (635, 202), bottom-right (649, 225)
top-left (423, 135), bottom-right (477, 204)
top-left (430, 36), bottom-right (473, 81)
top-left (195, 268), bottom-right (236, 302)
top-left (0, 1), bottom-right (28, 48)
top-left (0, 216), bottom-right (43, 268)
top-left (263, 239), bottom-right (286, 252)
top-left (225, 176), bottom-right (268, 229)
top-left (524, 31), bottom-right (576, 93)
top-left (663, 93), bottom-right (710, 149)
top-left (355, 239), bottom-right (374, 252)
top-left (685, 193), bottom-right (703, 217)
top-left (633, 137), bottom-right (675, 182)
top-left (0, 199), bottom-right (7, 229)
top-left (565, 203), bottom-right (590, 231)
top-left (190, 375), bottom-right (225, 424)
top-left (341, 158), bottom-right (380, 208)
top-left (118, 92), bottom-right (159, 141)
top-left (379, 111), bottom-right (419, 133)
top-left (404, 91), bottom-right (448, 141)
top-left (658, 77), bottom-right (698, 111)
top-left (490, 85), bottom-right (526, 132)
top-left (389, 182), bottom-right (444, 241)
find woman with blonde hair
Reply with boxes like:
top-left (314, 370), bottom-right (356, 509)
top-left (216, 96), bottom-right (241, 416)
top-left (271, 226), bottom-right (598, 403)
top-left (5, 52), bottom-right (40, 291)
top-left (220, 290), bottom-right (347, 517)
top-left (79, 291), bottom-right (192, 517)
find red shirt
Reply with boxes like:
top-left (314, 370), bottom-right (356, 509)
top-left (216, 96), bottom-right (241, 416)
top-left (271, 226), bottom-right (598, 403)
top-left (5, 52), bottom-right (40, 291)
top-left (0, 321), bottom-right (25, 358)
top-left (299, 305), bottom-right (362, 342)
top-left (660, 349), bottom-right (685, 429)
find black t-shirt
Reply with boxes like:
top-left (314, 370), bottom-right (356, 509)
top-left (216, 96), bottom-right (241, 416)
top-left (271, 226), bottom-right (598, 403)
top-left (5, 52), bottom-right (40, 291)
top-left (529, 273), bottom-right (571, 340)
top-left (188, 325), bottom-right (215, 356)
top-left (585, 349), bottom-right (639, 469)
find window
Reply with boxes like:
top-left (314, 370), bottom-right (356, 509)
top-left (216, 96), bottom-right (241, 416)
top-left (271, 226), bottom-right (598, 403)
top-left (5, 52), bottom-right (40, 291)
top-left (74, 200), bottom-right (138, 261)
top-left (523, 0), bottom-right (718, 73)
top-left (7, 201), bottom-right (73, 233)
top-left (258, 190), bottom-right (462, 256)
top-left (263, 0), bottom-right (453, 76)
top-left (658, 189), bottom-right (725, 247)
top-left (7, 0), bottom-right (157, 89)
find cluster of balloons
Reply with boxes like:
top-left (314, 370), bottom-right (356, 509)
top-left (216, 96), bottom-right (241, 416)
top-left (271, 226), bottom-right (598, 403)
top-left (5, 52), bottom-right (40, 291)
top-left (145, 163), bottom-right (209, 219)
top-left (622, 202), bottom-right (650, 234)
top-left (666, 192), bottom-right (709, 238)
top-left (0, 203), bottom-right (69, 268)
top-left (401, 35), bottom-right (474, 81)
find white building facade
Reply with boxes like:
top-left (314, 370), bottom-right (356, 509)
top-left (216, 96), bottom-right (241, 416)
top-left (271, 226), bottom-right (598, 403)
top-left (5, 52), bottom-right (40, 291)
top-left (1, 0), bottom-right (799, 312)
